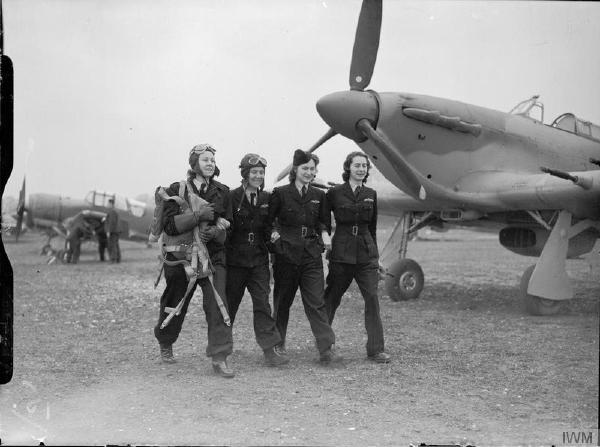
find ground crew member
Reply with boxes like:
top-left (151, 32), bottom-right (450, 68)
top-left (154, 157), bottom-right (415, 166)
top-left (94, 218), bottom-right (108, 261)
top-left (153, 144), bottom-right (235, 378)
top-left (65, 217), bottom-right (91, 264)
top-left (268, 149), bottom-right (341, 364)
top-left (225, 153), bottom-right (289, 367)
top-left (65, 225), bottom-right (84, 264)
top-left (105, 198), bottom-right (121, 263)
top-left (323, 151), bottom-right (391, 363)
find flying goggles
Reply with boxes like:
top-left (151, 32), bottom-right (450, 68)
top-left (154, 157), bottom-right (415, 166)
top-left (190, 144), bottom-right (216, 156)
top-left (247, 155), bottom-right (267, 166)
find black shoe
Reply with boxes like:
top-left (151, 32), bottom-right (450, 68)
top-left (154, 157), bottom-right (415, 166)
top-left (320, 346), bottom-right (343, 365)
top-left (159, 343), bottom-right (176, 364)
top-left (264, 346), bottom-right (290, 367)
top-left (212, 359), bottom-right (235, 378)
top-left (368, 352), bottom-right (391, 364)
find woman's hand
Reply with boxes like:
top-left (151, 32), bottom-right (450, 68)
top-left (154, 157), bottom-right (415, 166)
top-left (199, 226), bottom-right (218, 242)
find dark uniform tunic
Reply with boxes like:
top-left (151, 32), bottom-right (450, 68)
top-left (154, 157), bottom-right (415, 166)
top-left (225, 186), bottom-right (281, 350)
top-left (323, 182), bottom-right (385, 356)
top-left (268, 182), bottom-right (335, 354)
top-left (153, 178), bottom-right (233, 359)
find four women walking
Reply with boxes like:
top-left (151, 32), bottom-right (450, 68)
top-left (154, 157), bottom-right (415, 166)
top-left (153, 145), bottom-right (390, 378)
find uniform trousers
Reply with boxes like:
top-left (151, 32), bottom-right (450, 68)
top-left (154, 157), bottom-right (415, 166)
top-left (226, 263), bottom-right (281, 350)
top-left (66, 237), bottom-right (81, 264)
top-left (324, 261), bottom-right (384, 356)
top-left (108, 233), bottom-right (121, 262)
top-left (272, 252), bottom-right (335, 354)
top-left (154, 259), bottom-right (233, 359)
top-left (97, 233), bottom-right (108, 261)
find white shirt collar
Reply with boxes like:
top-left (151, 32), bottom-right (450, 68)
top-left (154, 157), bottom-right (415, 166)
top-left (193, 177), bottom-right (209, 191)
top-left (294, 181), bottom-right (308, 193)
top-left (349, 181), bottom-right (362, 192)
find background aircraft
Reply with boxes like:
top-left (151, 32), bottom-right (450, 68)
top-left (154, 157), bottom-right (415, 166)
top-left (278, 0), bottom-right (600, 315)
top-left (11, 178), bottom-right (155, 257)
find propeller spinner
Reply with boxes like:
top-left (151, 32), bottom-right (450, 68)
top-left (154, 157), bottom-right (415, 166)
top-left (278, 0), bottom-right (425, 200)
top-left (275, 0), bottom-right (382, 183)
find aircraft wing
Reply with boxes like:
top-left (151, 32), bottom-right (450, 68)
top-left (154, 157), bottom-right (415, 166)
top-left (377, 188), bottom-right (433, 216)
top-left (447, 169), bottom-right (600, 219)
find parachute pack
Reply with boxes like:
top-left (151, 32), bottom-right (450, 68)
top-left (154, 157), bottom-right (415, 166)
top-left (148, 181), bottom-right (187, 244)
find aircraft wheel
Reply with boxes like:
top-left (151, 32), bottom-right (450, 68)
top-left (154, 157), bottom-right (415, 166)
top-left (385, 258), bottom-right (424, 301)
top-left (56, 249), bottom-right (68, 264)
top-left (520, 265), bottom-right (563, 316)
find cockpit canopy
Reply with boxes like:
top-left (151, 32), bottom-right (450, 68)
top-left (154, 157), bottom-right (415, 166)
top-left (550, 113), bottom-right (600, 141)
top-left (510, 95), bottom-right (600, 141)
top-left (85, 190), bottom-right (147, 217)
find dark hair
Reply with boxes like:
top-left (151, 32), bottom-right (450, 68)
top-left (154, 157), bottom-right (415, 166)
top-left (342, 151), bottom-right (370, 183)
top-left (288, 153), bottom-right (320, 183)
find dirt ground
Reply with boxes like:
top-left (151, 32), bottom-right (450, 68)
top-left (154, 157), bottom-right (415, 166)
top-left (1, 227), bottom-right (598, 446)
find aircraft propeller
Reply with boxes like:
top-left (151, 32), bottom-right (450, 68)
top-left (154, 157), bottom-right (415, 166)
top-left (275, 0), bottom-right (382, 183)
top-left (15, 177), bottom-right (26, 241)
top-left (276, 0), bottom-right (425, 199)
top-left (274, 127), bottom-right (337, 182)
top-left (349, 0), bottom-right (382, 91)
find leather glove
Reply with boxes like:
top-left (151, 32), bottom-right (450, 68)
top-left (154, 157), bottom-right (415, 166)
top-left (194, 204), bottom-right (215, 222)
top-left (199, 226), bottom-right (218, 243)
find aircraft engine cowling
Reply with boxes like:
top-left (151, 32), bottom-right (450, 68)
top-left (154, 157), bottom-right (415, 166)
top-left (28, 194), bottom-right (63, 223)
top-left (499, 226), bottom-right (598, 258)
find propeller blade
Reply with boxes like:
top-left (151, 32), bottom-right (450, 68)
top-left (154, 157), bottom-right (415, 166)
top-left (274, 128), bottom-right (338, 182)
top-left (15, 177), bottom-right (26, 241)
top-left (274, 162), bottom-right (294, 184)
top-left (349, 0), bottom-right (382, 91)
top-left (356, 119), bottom-right (426, 200)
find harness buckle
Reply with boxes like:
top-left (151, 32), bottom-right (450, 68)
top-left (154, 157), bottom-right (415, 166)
top-left (352, 225), bottom-right (359, 236)
top-left (301, 226), bottom-right (308, 237)
top-left (248, 232), bottom-right (255, 243)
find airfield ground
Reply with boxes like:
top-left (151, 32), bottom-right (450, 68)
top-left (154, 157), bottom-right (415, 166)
top-left (1, 224), bottom-right (598, 446)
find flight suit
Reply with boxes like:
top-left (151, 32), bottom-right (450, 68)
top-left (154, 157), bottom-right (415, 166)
top-left (153, 178), bottom-right (233, 359)
top-left (323, 182), bottom-right (385, 357)
top-left (268, 183), bottom-right (335, 354)
top-left (225, 186), bottom-right (281, 350)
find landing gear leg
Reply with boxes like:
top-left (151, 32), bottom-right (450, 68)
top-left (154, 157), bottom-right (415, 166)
top-left (520, 265), bottom-right (562, 316)
top-left (382, 212), bottom-right (425, 301)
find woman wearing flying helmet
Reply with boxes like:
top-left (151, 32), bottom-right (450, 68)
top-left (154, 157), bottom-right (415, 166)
top-left (225, 154), bottom-right (289, 367)
top-left (153, 144), bottom-right (235, 378)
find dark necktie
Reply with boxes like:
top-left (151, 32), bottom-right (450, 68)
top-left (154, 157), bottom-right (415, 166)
top-left (301, 186), bottom-right (307, 198)
top-left (200, 183), bottom-right (207, 196)
top-left (354, 186), bottom-right (361, 198)
top-left (250, 192), bottom-right (256, 207)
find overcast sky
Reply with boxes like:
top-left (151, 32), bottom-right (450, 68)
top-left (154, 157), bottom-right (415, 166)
top-left (2, 0), bottom-right (600, 201)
